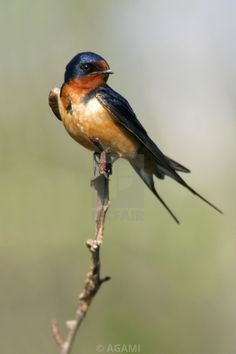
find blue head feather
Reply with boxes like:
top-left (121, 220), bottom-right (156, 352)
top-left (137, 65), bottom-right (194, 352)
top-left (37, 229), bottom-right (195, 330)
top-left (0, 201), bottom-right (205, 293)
top-left (64, 52), bottom-right (109, 82)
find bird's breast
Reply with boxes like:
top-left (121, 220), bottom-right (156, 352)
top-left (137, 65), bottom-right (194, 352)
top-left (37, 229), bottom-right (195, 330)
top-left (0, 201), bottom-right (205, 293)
top-left (59, 96), bottom-right (139, 158)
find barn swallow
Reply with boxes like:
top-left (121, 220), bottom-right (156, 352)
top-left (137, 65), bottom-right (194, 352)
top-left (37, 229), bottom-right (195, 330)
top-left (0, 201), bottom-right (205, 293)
top-left (49, 51), bottom-right (222, 223)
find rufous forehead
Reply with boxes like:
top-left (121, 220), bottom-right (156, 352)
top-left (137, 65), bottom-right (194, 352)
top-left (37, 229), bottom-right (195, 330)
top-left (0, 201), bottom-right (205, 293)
top-left (93, 60), bottom-right (109, 70)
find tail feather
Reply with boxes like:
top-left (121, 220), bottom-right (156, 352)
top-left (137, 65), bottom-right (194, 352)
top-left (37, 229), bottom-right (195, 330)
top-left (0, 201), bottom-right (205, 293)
top-left (130, 161), bottom-right (180, 224)
top-left (130, 154), bottom-right (223, 223)
top-left (177, 178), bottom-right (223, 214)
top-left (157, 157), bottom-right (223, 215)
top-left (167, 157), bottom-right (190, 173)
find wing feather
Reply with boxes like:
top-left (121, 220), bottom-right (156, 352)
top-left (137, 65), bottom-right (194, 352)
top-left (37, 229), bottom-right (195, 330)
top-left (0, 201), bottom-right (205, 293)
top-left (48, 88), bottom-right (62, 121)
top-left (96, 85), bottom-right (180, 179)
top-left (96, 85), bottom-right (222, 214)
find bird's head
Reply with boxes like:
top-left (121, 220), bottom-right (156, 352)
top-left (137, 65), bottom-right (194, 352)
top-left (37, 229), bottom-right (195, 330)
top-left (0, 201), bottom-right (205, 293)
top-left (64, 52), bottom-right (113, 85)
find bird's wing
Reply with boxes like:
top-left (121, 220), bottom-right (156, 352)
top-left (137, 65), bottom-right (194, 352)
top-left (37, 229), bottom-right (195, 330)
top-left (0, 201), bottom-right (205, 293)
top-left (48, 88), bottom-right (62, 121)
top-left (96, 85), bottom-right (179, 177)
top-left (96, 85), bottom-right (222, 214)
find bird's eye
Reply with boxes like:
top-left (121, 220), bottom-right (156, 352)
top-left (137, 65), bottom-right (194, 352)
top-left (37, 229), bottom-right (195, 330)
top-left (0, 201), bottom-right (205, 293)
top-left (80, 63), bottom-right (91, 71)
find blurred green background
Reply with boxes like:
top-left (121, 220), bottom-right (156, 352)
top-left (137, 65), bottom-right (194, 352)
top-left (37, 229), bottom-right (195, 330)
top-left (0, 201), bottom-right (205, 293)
top-left (0, 1), bottom-right (235, 353)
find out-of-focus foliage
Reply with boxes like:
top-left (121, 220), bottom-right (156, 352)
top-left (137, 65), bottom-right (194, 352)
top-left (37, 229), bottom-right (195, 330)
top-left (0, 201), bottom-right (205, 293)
top-left (0, 1), bottom-right (235, 353)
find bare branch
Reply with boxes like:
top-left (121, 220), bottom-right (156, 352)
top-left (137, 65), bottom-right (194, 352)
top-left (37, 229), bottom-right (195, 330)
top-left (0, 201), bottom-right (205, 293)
top-left (52, 142), bottom-right (111, 354)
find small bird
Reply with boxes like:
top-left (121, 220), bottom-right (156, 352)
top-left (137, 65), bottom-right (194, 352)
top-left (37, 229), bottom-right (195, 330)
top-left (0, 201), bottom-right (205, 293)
top-left (49, 51), bottom-right (222, 223)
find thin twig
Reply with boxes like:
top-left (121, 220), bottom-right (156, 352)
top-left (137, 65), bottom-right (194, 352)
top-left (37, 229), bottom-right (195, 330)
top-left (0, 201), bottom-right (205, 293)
top-left (52, 140), bottom-right (111, 354)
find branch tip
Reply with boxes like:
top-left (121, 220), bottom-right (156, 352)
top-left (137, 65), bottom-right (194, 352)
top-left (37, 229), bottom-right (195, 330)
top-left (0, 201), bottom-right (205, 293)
top-left (51, 320), bottom-right (64, 348)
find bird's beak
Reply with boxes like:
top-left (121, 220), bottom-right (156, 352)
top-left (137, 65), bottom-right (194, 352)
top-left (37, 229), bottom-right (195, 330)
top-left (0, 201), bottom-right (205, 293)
top-left (99, 69), bottom-right (114, 75)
